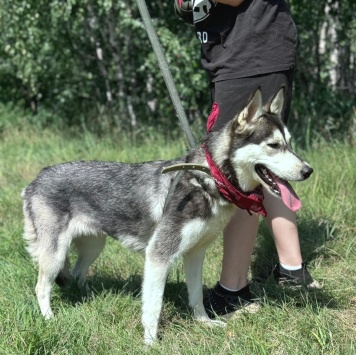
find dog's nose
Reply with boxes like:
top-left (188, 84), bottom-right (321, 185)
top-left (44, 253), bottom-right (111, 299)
top-left (301, 164), bottom-right (313, 179)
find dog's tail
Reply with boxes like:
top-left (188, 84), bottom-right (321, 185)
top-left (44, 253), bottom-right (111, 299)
top-left (22, 189), bottom-right (41, 263)
top-left (22, 188), bottom-right (72, 288)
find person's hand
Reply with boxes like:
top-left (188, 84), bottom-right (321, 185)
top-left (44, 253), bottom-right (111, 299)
top-left (174, 0), bottom-right (194, 25)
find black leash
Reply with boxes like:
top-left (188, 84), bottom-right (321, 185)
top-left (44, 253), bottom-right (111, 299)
top-left (136, 0), bottom-right (196, 149)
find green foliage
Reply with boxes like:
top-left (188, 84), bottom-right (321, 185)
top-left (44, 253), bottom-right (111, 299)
top-left (0, 0), bottom-right (355, 142)
top-left (0, 0), bottom-right (208, 135)
top-left (289, 0), bottom-right (356, 146)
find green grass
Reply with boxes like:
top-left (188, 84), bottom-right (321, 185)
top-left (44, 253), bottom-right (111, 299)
top-left (0, 123), bottom-right (355, 354)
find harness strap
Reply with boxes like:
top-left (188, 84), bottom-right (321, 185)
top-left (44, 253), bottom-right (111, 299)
top-left (161, 171), bottom-right (182, 212)
top-left (161, 163), bottom-right (211, 212)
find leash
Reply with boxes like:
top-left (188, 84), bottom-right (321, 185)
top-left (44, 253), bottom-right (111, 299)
top-left (136, 0), bottom-right (196, 149)
top-left (135, 4), bottom-right (268, 216)
top-left (137, 0), bottom-right (200, 212)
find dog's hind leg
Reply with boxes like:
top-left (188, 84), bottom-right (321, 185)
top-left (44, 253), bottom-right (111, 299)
top-left (36, 233), bottom-right (71, 319)
top-left (23, 196), bottom-right (72, 319)
top-left (71, 235), bottom-right (106, 287)
top-left (36, 266), bottom-right (55, 319)
top-left (55, 256), bottom-right (72, 288)
top-left (141, 247), bottom-right (172, 345)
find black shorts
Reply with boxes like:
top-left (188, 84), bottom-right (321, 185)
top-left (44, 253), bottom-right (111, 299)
top-left (209, 70), bottom-right (294, 131)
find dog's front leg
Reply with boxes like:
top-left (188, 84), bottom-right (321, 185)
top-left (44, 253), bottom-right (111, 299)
top-left (141, 250), bottom-right (171, 345)
top-left (183, 248), bottom-right (208, 321)
top-left (184, 248), bottom-right (226, 327)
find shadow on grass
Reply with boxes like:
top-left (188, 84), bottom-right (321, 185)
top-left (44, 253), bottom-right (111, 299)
top-left (56, 273), bottom-right (192, 319)
top-left (56, 215), bottom-right (338, 318)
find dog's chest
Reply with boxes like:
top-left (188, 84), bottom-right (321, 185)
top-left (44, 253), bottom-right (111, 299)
top-left (177, 202), bottom-right (235, 253)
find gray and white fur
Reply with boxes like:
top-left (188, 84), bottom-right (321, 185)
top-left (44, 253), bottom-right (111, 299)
top-left (22, 88), bottom-right (313, 344)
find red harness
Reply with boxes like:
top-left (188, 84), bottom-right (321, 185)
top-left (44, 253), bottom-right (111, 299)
top-left (204, 103), bottom-right (267, 216)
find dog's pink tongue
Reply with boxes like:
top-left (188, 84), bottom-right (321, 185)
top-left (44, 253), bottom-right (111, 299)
top-left (275, 179), bottom-right (302, 211)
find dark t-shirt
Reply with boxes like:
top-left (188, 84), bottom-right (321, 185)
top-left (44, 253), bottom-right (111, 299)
top-left (193, 0), bottom-right (298, 82)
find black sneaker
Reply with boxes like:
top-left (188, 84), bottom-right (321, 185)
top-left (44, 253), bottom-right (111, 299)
top-left (273, 262), bottom-right (321, 289)
top-left (203, 282), bottom-right (259, 319)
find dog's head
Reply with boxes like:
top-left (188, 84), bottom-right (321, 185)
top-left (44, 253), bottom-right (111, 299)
top-left (220, 88), bottom-right (313, 210)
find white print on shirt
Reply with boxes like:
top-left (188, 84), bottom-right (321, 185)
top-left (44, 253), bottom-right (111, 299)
top-left (197, 31), bottom-right (209, 43)
top-left (193, 0), bottom-right (216, 23)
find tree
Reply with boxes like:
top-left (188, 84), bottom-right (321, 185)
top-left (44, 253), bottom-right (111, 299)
top-left (0, 0), bottom-right (354, 142)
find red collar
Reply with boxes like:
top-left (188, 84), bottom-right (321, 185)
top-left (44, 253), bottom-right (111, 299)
top-left (203, 146), bottom-right (266, 216)
top-left (204, 102), bottom-right (266, 216)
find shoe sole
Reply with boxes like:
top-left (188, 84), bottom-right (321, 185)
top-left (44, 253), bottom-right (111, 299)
top-left (278, 279), bottom-right (322, 290)
top-left (218, 302), bottom-right (261, 320)
top-left (307, 280), bottom-right (322, 289)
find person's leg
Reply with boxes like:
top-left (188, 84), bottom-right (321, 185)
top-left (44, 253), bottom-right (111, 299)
top-left (203, 209), bottom-right (260, 318)
top-left (206, 192), bottom-right (318, 318)
top-left (204, 71), bottom-right (318, 318)
top-left (215, 192), bottom-right (319, 295)
top-left (219, 209), bottom-right (259, 290)
top-left (210, 70), bottom-right (299, 292)
top-left (217, 192), bottom-right (313, 290)
top-left (263, 191), bottom-right (302, 267)
top-left (264, 192), bottom-right (320, 287)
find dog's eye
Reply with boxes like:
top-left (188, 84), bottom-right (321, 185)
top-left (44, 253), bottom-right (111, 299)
top-left (267, 143), bottom-right (280, 149)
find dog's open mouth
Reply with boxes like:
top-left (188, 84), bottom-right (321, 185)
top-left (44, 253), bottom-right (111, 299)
top-left (255, 164), bottom-right (302, 211)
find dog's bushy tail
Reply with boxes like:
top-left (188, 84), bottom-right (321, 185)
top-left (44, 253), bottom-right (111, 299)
top-left (22, 189), bottom-right (41, 263)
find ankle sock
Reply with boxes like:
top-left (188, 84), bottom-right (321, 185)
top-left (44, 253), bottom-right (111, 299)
top-left (218, 282), bottom-right (251, 295)
top-left (280, 262), bottom-right (302, 271)
top-left (219, 282), bottom-right (240, 293)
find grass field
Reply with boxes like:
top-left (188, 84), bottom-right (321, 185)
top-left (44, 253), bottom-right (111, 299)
top-left (0, 123), bottom-right (355, 354)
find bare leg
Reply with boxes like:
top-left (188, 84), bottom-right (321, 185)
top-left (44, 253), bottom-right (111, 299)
top-left (219, 191), bottom-right (304, 290)
top-left (263, 192), bottom-right (302, 266)
top-left (219, 208), bottom-right (259, 290)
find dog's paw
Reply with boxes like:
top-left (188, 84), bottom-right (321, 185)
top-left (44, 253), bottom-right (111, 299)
top-left (44, 310), bottom-right (54, 320)
top-left (143, 328), bottom-right (159, 347)
top-left (144, 335), bottom-right (158, 346)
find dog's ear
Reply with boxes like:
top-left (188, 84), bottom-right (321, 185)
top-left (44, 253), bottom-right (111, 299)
top-left (267, 87), bottom-right (285, 117)
top-left (234, 88), bottom-right (263, 132)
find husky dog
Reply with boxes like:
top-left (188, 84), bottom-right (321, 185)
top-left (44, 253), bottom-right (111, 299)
top-left (22, 88), bottom-right (313, 344)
